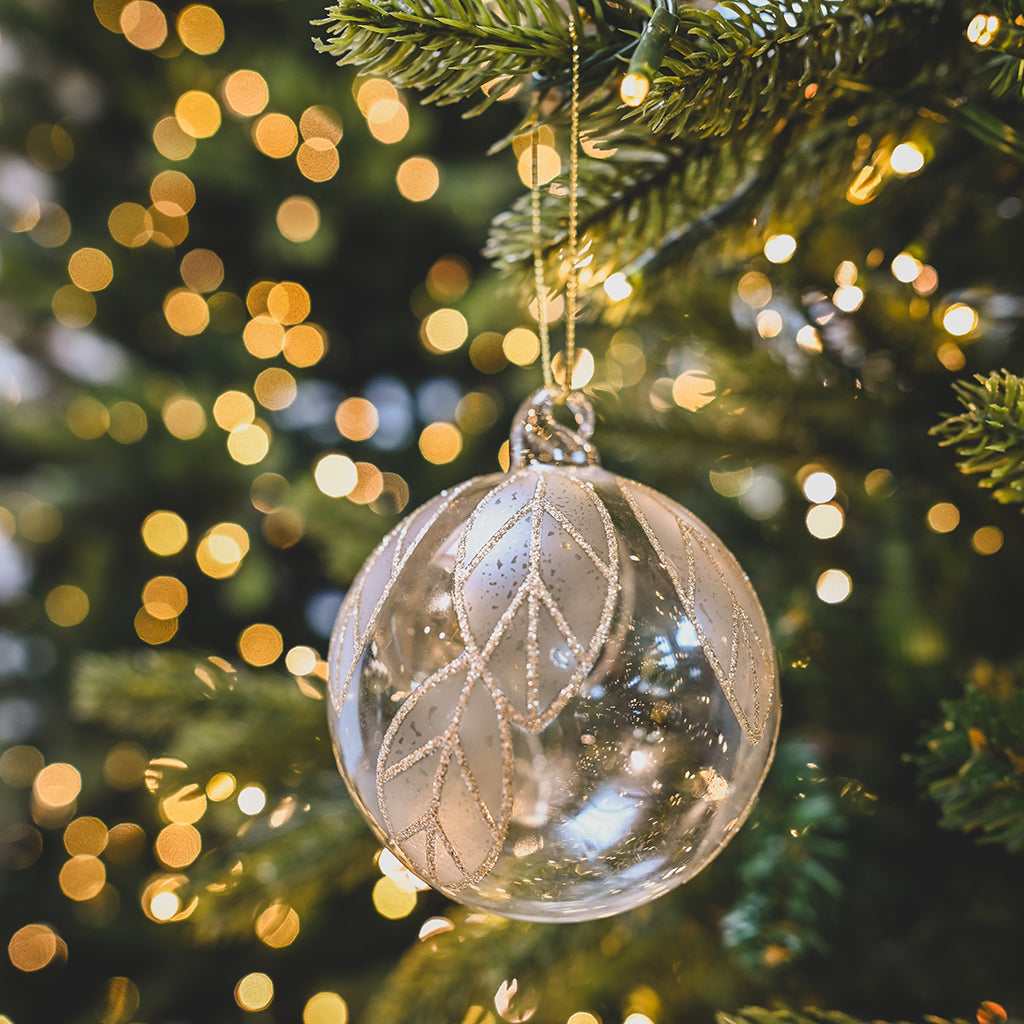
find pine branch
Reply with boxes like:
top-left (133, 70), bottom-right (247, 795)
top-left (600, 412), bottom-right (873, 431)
top-left (931, 370), bottom-right (1024, 510)
top-left (913, 660), bottom-right (1024, 853)
top-left (313, 0), bottom-right (574, 108)
top-left (719, 1009), bottom-right (969, 1024)
top-left (72, 651), bottom-right (380, 942)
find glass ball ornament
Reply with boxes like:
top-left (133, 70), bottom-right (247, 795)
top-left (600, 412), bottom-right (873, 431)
top-left (328, 388), bottom-right (779, 922)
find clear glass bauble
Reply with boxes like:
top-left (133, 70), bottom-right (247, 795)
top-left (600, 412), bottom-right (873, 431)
top-left (328, 389), bottom-right (779, 922)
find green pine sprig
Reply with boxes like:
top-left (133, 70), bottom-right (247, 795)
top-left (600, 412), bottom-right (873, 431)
top-left (931, 370), bottom-right (1024, 510)
top-left (719, 1009), bottom-right (970, 1024)
top-left (912, 660), bottom-right (1024, 853)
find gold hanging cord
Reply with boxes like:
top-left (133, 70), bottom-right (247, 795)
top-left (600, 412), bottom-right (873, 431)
top-left (530, 11), bottom-right (581, 397)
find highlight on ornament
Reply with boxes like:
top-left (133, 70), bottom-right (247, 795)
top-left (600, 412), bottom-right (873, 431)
top-left (327, 388), bottom-right (780, 922)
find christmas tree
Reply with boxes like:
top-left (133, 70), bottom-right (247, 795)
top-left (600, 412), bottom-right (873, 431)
top-left (2, 0), bottom-right (1024, 1021)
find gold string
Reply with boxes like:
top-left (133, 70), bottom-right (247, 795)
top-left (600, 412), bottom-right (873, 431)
top-left (530, 129), bottom-right (554, 390)
top-left (564, 13), bottom-right (580, 395)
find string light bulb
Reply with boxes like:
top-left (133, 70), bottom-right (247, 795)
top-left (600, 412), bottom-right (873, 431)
top-left (620, 3), bottom-right (678, 109)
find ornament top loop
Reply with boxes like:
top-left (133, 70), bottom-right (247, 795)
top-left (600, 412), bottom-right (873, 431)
top-left (510, 387), bottom-right (600, 467)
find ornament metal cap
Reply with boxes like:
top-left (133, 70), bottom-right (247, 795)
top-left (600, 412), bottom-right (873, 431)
top-left (510, 387), bottom-right (599, 468)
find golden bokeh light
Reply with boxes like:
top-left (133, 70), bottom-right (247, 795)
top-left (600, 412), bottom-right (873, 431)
top-left (737, 271), bottom-right (772, 307)
top-left (469, 331), bottom-right (507, 374)
top-left (355, 77), bottom-right (398, 113)
top-left (246, 280), bottom-right (274, 316)
top-left (806, 502), bottom-right (845, 539)
top-left (254, 368), bottom-right (297, 410)
top-left (425, 256), bottom-right (470, 302)
top-left (235, 973), bottom-right (274, 1012)
top-left (456, 392), bottom-right (498, 434)
top-left (105, 822), bottom-right (147, 865)
top-left (267, 281), bottom-right (310, 324)
top-left (366, 99), bottom-right (409, 143)
top-left (926, 501), bottom-right (960, 533)
top-left (134, 608), bottom-right (178, 645)
top-left (372, 875), bottom-right (417, 919)
top-left (0, 746), bottom-right (45, 788)
top-left (103, 743), bottom-right (148, 790)
top-left (160, 783), bottom-right (207, 824)
top-left (552, 347), bottom-right (595, 389)
top-left (422, 308), bottom-right (468, 353)
top-left (419, 422), bottom-right (462, 465)
top-left (502, 327), bottom-right (540, 366)
top-left (67, 395), bottom-right (111, 439)
top-left (237, 784), bottom-right (266, 815)
top-left (250, 471), bottom-right (289, 512)
top-left (45, 585), bottom-right (90, 627)
top-left (153, 116), bottom-right (197, 161)
top-left (297, 138), bottom-right (340, 182)
top-left (972, 526), bottom-right (1004, 555)
top-left (141, 873), bottom-right (194, 922)
top-left (315, 453), bottom-right (358, 498)
top-left (59, 854), bottom-right (106, 901)
top-left (154, 823), bottom-right (201, 868)
top-left (108, 202), bottom-right (153, 248)
top-left (180, 248), bottom-right (224, 292)
top-left (68, 248), bottom-right (114, 292)
top-left (253, 113), bottom-right (298, 158)
top-left (18, 501), bottom-right (61, 544)
top-left (227, 422), bottom-right (271, 465)
top-left (151, 170), bottom-right (196, 216)
top-left (764, 233), bottom-right (797, 263)
top-left (177, 4), bottom-right (224, 54)
top-left (64, 816), bottom-right (109, 856)
top-left (277, 196), bottom-right (320, 243)
top-left (163, 288), bottom-right (209, 336)
top-left (301, 105), bottom-right (343, 144)
top-left (396, 156), bottom-right (440, 201)
top-left (28, 201), bottom-right (72, 248)
top-left (264, 507), bottom-right (305, 548)
top-left (816, 568), bottom-right (852, 604)
top-left (566, 1014), bottom-right (600, 1024)
top-left (304, 991), bottom-right (349, 1024)
top-left (348, 462), bottom-right (384, 505)
top-left (238, 623), bottom-right (283, 666)
top-left (802, 470), bottom-right (837, 503)
top-left (672, 370), bottom-right (716, 411)
top-left (243, 315), bottom-right (285, 358)
top-left (833, 284), bottom-right (865, 312)
top-left (162, 396), bottom-right (207, 440)
top-left (942, 302), bottom-right (979, 337)
top-left (149, 206), bottom-right (190, 248)
top-left (107, 401), bottom-right (148, 444)
top-left (94, 0), bottom-right (131, 33)
top-left (206, 772), bottom-right (236, 801)
top-left (756, 309), bottom-right (784, 338)
top-left (286, 645), bottom-right (318, 676)
top-left (33, 763), bottom-right (82, 809)
top-left (213, 390), bottom-right (256, 430)
top-left (284, 323), bottom-right (327, 366)
top-left (196, 522), bottom-right (250, 578)
top-left (175, 90), bottom-right (221, 139)
top-left (891, 251), bottom-right (922, 284)
top-left (52, 285), bottom-right (97, 329)
top-left (142, 510), bottom-right (188, 556)
top-left (937, 342), bottom-right (966, 371)
top-left (335, 397), bottom-right (379, 441)
top-left (223, 70), bottom-right (270, 117)
top-left (142, 575), bottom-right (188, 619)
top-left (516, 144), bottom-right (560, 187)
top-left (8, 924), bottom-right (62, 973)
top-left (120, 0), bottom-right (167, 50)
top-left (796, 324), bottom-right (823, 353)
top-left (890, 142), bottom-right (925, 175)
top-left (255, 902), bottom-right (300, 948)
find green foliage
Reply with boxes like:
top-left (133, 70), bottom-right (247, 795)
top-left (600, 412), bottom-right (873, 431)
top-left (914, 661), bottom-right (1024, 852)
top-left (931, 370), bottom-right (1024, 510)
top-left (313, 0), bottom-right (573, 109)
top-left (718, 1009), bottom-right (969, 1024)
top-left (72, 651), bottom-right (379, 943)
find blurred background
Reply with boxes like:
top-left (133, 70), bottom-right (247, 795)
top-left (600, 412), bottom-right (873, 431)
top-left (2, 0), bottom-right (1024, 1022)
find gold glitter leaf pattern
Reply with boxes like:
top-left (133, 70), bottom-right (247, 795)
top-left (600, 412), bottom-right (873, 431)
top-left (619, 480), bottom-right (775, 742)
top-left (374, 468), bottom-right (620, 887)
